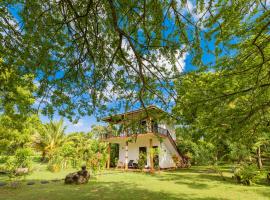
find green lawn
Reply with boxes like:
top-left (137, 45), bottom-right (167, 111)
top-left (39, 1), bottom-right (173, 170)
top-left (0, 165), bottom-right (269, 200)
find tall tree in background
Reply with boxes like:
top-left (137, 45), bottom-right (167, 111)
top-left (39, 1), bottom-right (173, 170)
top-left (0, 57), bottom-right (38, 155)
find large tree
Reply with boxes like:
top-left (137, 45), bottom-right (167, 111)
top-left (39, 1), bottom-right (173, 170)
top-left (1, 0), bottom-right (268, 120)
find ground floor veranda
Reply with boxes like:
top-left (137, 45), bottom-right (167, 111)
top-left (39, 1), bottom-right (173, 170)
top-left (105, 133), bottom-right (177, 170)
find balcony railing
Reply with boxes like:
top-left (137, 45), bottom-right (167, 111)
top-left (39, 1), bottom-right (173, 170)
top-left (101, 125), bottom-right (171, 139)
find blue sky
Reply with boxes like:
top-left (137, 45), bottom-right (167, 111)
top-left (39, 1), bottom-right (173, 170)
top-left (40, 114), bottom-right (102, 133)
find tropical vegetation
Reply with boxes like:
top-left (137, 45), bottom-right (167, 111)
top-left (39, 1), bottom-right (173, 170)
top-left (0, 0), bottom-right (270, 199)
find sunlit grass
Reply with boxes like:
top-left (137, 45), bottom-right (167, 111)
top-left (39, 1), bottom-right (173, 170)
top-left (0, 165), bottom-right (269, 200)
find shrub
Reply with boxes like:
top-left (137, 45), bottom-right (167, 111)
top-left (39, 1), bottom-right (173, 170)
top-left (172, 154), bottom-right (181, 168)
top-left (229, 143), bottom-right (251, 163)
top-left (210, 165), bottom-right (225, 180)
top-left (151, 147), bottom-right (160, 170)
top-left (47, 163), bottom-right (61, 172)
top-left (14, 148), bottom-right (33, 169)
top-left (47, 152), bottom-right (62, 172)
top-left (137, 152), bottom-right (147, 170)
top-left (4, 148), bottom-right (32, 178)
top-left (233, 164), bottom-right (259, 185)
top-left (178, 140), bottom-right (216, 165)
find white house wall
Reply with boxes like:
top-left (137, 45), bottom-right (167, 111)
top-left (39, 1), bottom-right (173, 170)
top-left (118, 136), bottom-right (176, 168)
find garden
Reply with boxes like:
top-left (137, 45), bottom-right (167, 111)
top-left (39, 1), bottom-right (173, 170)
top-left (1, 0), bottom-right (270, 199)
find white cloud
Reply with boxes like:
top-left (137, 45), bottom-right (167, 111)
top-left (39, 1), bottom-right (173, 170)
top-left (142, 48), bottom-right (188, 77)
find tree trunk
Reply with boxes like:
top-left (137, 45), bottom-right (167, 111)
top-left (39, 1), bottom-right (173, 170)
top-left (256, 146), bottom-right (263, 169)
top-left (41, 151), bottom-right (46, 162)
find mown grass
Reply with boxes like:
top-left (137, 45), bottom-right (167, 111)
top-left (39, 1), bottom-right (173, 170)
top-left (0, 164), bottom-right (269, 200)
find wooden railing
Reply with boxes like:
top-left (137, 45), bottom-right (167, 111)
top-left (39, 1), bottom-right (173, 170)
top-left (101, 125), bottom-right (183, 159)
top-left (101, 125), bottom-right (173, 139)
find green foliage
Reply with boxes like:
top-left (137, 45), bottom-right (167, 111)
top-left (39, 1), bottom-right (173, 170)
top-left (171, 154), bottom-right (181, 168)
top-left (14, 148), bottom-right (33, 168)
top-left (47, 142), bottom-right (75, 172)
top-left (4, 148), bottom-right (33, 177)
top-left (137, 152), bottom-right (147, 170)
top-left (33, 118), bottom-right (66, 161)
top-left (110, 144), bottom-right (119, 167)
top-left (152, 147), bottom-right (160, 169)
top-left (210, 165), bottom-right (225, 181)
top-left (233, 164), bottom-right (260, 186)
top-left (228, 143), bottom-right (251, 163)
top-left (0, 114), bottom-right (39, 156)
top-left (176, 127), bottom-right (216, 165)
top-left (0, 57), bottom-right (38, 158)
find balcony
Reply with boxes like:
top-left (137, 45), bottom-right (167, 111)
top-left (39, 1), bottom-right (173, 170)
top-left (101, 125), bottom-right (171, 139)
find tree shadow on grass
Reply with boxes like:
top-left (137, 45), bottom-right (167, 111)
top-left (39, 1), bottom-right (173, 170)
top-left (0, 179), bottom-right (228, 200)
top-left (147, 170), bottom-right (239, 189)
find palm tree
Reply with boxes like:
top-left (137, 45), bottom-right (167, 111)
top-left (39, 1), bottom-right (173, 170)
top-left (33, 118), bottom-right (66, 161)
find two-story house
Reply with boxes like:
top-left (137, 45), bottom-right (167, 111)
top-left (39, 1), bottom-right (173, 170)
top-left (102, 105), bottom-right (182, 170)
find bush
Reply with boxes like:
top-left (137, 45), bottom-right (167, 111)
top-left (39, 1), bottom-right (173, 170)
top-left (47, 153), bottom-right (62, 172)
top-left (47, 163), bottom-right (61, 172)
top-left (137, 152), bottom-right (147, 170)
top-left (177, 140), bottom-right (216, 165)
top-left (14, 148), bottom-right (33, 168)
top-left (233, 164), bottom-right (259, 185)
top-left (210, 165), bottom-right (225, 180)
top-left (4, 148), bottom-right (33, 178)
top-left (172, 154), bottom-right (181, 168)
top-left (229, 143), bottom-right (251, 163)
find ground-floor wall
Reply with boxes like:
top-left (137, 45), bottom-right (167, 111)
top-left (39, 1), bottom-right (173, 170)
top-left (117, 136), bottom-right (176, 168)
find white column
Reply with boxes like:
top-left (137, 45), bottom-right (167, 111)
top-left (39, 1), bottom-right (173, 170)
top-left (125, 141), bottom-right (128, 170)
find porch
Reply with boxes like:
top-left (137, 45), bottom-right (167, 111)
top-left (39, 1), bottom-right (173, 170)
top-left (106, 135), bottom-right (176, 170)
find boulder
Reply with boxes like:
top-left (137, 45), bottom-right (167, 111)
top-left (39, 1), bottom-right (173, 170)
top-left (15, 168), bottom-right (29, 176)
top-left (65, 166), bottom-right (90, 184)
top-left (0, 182), bottom-right (7, 187)
top-left (27, 181), bottom-right (35, 185)
top-left (40, 180), bottom-right (50, 184)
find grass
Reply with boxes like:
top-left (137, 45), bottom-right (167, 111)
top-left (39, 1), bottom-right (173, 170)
top-left (0, 164), bottom-right (269, 200)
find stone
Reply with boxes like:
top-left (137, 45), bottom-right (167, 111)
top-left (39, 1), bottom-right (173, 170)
top-left (15, 168), bottom-right (29, 176)
top-left (27, 181), bottom-right (35, 185)
top-left (51, 179), bottom-right (60, 182)
top-left (40, 180), bottom-right (50, 184)
top-left (65, 166), bottom-right (90, 184)
top-left (0, 182), bottom-right (7, 187)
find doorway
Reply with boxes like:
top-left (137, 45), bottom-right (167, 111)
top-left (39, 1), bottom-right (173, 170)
top-left (139, 146), bottom-right (147, 165)
top-left (152, 146), bottom-right (159, 168)
top-left (110, 144), bottom-right (119, 168)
